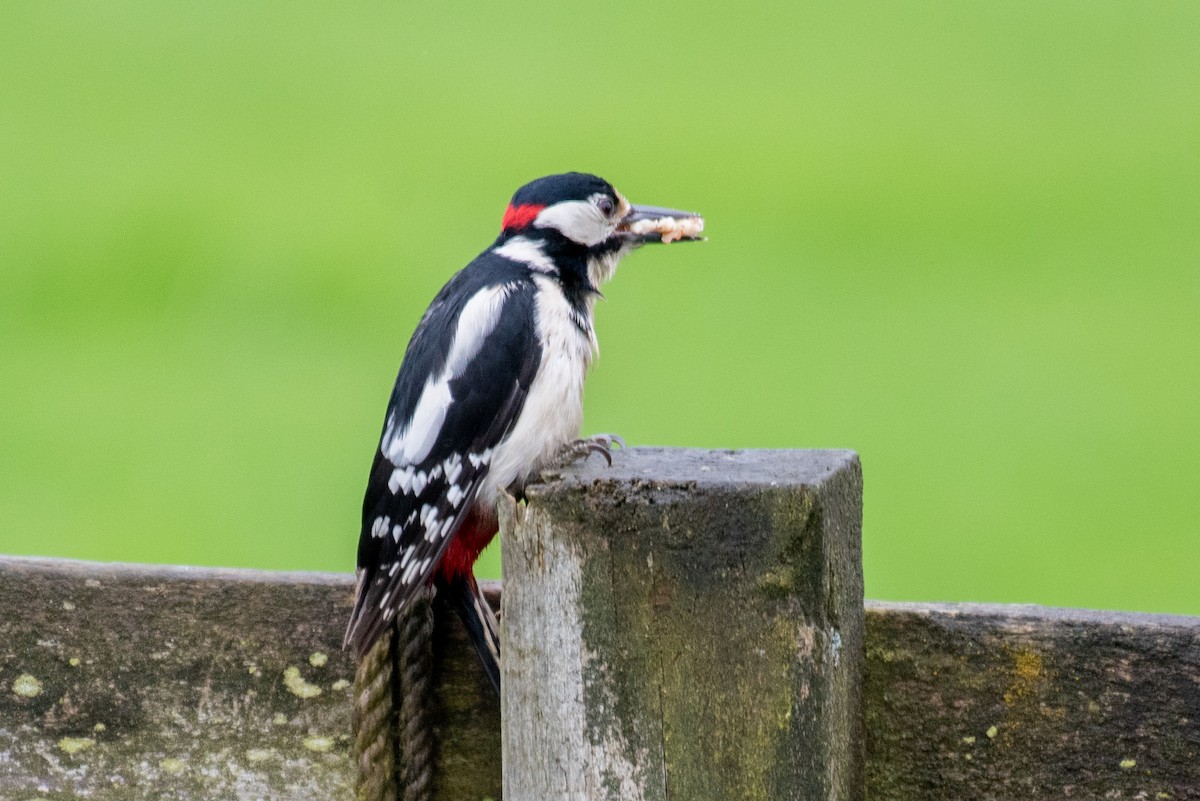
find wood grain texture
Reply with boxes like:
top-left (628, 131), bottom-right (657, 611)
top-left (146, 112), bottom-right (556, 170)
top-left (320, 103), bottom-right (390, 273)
top-left (6, 447), bottom-right (1198, 801)
top-left (0, 557), bottom-right (501, 801)
top-left (500, 447), bottom-right (865, 801)
top-left (865, 602), bottom-right (1200, 801)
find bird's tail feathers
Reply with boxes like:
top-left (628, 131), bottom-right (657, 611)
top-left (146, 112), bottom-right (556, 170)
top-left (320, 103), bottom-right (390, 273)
top-left (443, 574), bottom-right (500, 693)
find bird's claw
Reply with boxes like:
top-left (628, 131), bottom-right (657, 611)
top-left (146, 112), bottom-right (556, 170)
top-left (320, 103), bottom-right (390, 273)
top-left (576, 441), bottom-right (613, 466)
top-left (586, 433), bottom-right (626, 451)
top-left (553, 433), bottom-right (625, 468)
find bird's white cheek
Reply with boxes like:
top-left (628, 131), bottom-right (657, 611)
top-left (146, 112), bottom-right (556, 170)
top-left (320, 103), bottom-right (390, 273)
top-left (534, 200), bottom-right (609, 246)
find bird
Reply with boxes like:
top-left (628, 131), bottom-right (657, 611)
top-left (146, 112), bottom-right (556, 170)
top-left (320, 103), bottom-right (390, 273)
top-left (344, 172), bottom-right (703, 690)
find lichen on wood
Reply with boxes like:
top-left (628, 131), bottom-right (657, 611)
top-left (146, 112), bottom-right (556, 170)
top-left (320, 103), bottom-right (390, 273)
top-left (0, 557), bottom-right (501, 801)
top-left (864, 602), bottom-right (1200, 801)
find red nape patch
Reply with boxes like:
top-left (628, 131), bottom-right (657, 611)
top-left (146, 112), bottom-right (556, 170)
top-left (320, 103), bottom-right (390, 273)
top-left (502, 203), bottom-right (545, 231)
top-left (437, 505), bottom-right (499, 581)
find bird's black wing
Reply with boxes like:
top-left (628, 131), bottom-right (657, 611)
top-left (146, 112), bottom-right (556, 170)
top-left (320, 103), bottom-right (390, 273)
top-left (345, 262), bottom-right (539, 657)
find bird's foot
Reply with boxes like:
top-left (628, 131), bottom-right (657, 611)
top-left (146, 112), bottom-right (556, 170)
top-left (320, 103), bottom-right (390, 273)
top-left (548, 433), bottom-right (625, 470)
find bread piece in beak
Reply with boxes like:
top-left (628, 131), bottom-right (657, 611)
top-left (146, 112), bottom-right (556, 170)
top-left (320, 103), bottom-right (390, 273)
top-left (618, 205), bottom-right (705, 244)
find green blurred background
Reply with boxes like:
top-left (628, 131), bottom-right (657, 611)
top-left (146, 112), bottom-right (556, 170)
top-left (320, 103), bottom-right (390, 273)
top-left (2, 3), bottom-right (1197, 615)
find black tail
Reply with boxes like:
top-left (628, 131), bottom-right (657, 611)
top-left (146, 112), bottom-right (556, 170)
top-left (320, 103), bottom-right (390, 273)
top-left (441, 574), bottom-right (500, 693)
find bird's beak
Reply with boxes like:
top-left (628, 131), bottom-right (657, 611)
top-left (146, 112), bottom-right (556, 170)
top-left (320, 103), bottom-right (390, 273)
top-left (616, 204), bottom-right (705, 244)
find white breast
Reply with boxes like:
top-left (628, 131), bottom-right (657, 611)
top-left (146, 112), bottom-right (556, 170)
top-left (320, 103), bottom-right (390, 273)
top-left (482, 274), bottom-right (595, 497)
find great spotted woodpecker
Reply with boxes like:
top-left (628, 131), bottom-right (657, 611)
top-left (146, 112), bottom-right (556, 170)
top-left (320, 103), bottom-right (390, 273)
top-left (344, 172), bottom-right (702, 689)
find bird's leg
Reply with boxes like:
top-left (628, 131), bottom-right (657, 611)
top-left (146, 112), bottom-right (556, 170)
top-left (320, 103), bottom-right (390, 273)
top-left (552, 433), bottom-right (626, 468)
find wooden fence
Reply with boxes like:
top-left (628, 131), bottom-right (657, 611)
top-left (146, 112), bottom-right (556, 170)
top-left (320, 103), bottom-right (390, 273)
top-left (2, 448), bottom-right (1196, 799)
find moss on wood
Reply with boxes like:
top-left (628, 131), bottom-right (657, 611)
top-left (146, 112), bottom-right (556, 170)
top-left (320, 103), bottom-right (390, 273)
top-left (864, 602), bottom-right (1200, 801)
top-left (0, 558), bottom-right (501, 801)
top-left (502, 447), bottom-right (865, 801)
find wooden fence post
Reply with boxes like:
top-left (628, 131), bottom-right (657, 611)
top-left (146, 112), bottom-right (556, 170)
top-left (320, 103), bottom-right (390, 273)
top-left (500, 447), bottom-right (864, 801)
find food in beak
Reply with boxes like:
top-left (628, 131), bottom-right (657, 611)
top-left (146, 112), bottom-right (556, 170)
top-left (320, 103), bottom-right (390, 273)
top-left (624, 214), bottom-right (705, 244)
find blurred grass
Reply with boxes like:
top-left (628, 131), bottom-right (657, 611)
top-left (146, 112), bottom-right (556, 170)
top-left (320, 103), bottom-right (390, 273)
top-left (1, 2), bottom-right (1197, 614)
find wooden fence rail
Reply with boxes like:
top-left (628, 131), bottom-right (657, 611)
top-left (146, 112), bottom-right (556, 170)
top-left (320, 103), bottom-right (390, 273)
top-left (867, 601), bottom-right (1200, 799)
top-left (2, 448), bottom-right (1197, 799)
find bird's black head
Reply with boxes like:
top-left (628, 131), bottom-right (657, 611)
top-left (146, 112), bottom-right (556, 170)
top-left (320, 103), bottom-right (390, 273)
top-left (500, 172), bottom-right (630, 248)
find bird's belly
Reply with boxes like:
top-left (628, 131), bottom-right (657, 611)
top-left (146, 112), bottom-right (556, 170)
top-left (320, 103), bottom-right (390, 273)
top-left (482, 286), bottom-right (592, 498)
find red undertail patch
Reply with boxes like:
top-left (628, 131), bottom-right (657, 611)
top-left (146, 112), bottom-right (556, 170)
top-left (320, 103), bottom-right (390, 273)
top-left (437, 505), bottom-right (499, 582)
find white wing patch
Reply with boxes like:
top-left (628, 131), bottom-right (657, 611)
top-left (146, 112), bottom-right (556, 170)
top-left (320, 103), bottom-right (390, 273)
top-left (443, 453), bottom-right (463, 485)
top-left (381, 283), bottom-right (519, 465)
top-left (371, 516), bottom-right (390, 539)
top-left (388, 466), bottom-right (414, 494)
top-left (386, 380), bottom-right (451, 465)
top-left (444, 285), bottom-right (516, 377)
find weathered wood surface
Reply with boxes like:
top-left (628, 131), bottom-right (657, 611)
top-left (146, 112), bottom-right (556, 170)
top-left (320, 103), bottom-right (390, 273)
top-left (500, 448), bottom-right (865, 801)
top-left (4, 442), bottom-right (1199, 801)
top-left (0, 557), bottom-right (499, 801)
top-left (865, 602), bottom-right (1200, 801)
top-left (4, 557), bottom-right (1199, 801)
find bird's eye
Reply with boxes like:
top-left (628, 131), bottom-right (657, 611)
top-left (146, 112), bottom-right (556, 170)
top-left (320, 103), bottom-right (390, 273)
top-left (597, 197), bottom-right (615, 217)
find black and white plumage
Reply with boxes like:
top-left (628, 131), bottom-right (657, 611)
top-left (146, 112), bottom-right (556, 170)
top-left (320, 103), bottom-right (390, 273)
top-left (344, 173), bottom-right (703, 688)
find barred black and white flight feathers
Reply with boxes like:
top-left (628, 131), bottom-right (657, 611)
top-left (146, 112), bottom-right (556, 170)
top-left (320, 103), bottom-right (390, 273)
top-left (344, 254), bottom-right (541, 657)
